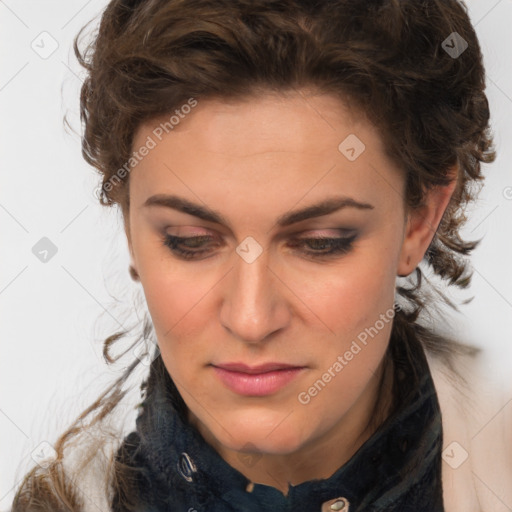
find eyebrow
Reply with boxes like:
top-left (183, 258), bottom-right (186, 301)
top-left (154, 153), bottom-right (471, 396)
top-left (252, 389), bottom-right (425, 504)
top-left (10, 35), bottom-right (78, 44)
top-left (142, 194), bottom-right (374, 228)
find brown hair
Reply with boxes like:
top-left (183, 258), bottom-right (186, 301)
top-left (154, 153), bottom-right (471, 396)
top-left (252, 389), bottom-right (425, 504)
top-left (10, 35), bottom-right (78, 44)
top-left (13, 0), bottom-right (495, 509)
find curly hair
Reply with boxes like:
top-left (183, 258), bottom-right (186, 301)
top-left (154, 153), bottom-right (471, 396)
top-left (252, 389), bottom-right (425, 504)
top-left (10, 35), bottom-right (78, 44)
top-left (13, 0), bottom-right (496, 510)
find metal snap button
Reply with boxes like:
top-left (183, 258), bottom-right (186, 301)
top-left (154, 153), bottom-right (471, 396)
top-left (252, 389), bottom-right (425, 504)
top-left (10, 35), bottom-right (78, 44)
top-left (321, 497), bottom-right (350, 511)
top-left (177, 452), bottom-right (197, 482)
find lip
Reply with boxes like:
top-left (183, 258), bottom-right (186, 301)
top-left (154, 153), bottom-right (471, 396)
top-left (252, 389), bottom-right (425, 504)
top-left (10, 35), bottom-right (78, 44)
top-left (211, 362), bottom-right (305, 396)
top-left (214, 362), bottom-right (303, 374)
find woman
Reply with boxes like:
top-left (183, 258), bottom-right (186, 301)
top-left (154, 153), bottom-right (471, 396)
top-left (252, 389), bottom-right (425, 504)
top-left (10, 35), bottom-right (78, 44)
top-left (12, 0), bottom-right (512, 511)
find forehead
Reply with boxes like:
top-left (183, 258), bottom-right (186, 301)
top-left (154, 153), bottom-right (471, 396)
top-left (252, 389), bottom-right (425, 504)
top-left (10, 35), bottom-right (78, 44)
top-left (128, 92), bottom-right (402, 214)
top-left (133, 91), bottom-right (378, 155)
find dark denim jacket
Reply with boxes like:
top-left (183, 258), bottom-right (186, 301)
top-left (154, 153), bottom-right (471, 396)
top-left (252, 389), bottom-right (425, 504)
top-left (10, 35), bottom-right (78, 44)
top-left (112, 328), bottom-right (444, 512)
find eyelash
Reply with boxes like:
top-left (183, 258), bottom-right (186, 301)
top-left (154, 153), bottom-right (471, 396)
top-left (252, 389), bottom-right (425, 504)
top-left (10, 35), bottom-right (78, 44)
top-left (161, 233), bottom-right (357, 260)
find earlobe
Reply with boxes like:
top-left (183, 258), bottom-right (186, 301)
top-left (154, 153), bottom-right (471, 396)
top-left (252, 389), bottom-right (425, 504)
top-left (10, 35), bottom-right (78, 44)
top-left (397, 170), bottom-right (458, 277)
top-left (397, 254), bottom-right (412, 278)
top-left (123, 214), bottom-right (139, 281)
top-left (129, 265), bottom-right (140, 281)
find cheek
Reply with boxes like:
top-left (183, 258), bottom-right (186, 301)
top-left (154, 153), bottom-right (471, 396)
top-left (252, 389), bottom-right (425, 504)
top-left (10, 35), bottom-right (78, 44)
top-left (142, 274), bottom-right (209, 393)
top-left (295, 259), bottom-right (397, 423)
top-left (143, 272), bottom-right (212, 345)
top-left (137, 246), bottom-right (203, 345)
top-left (307, 244), bottom-right (398, 336)
top-left (135, 229), bottom-right (215, 338)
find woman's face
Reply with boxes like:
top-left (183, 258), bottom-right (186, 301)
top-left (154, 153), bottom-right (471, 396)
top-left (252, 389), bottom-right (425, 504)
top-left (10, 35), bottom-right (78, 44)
top-left (125, 90), bottom-right (440, 465)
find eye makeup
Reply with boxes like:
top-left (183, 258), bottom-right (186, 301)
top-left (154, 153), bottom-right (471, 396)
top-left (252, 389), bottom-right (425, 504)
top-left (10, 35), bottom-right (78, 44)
top-left (161, 230), bottom-right (358, 261)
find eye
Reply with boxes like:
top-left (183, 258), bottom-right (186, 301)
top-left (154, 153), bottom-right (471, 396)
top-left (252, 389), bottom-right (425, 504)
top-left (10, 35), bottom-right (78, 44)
top-left (162, 232), bottom-right (358, 261)
top-left (162, 234), bottom-right (217, 260)
top-left (287, 234), bottom-right (357, 258)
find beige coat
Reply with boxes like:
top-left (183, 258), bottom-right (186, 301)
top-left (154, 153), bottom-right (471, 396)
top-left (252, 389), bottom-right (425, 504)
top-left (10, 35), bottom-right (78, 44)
top-left (428, 350), bottom-right (512, 511)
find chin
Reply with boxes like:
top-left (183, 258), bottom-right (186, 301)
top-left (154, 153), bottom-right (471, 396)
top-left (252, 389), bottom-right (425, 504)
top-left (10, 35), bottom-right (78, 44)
top-left (206, 411), bottom-right (309, 455)
top-left (240, 434), bottom-right (306, 456)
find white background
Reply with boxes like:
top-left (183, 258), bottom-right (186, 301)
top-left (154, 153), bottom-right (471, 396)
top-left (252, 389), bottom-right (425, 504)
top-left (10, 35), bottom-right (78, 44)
top-left (1, 0), bottom-right (511, 508)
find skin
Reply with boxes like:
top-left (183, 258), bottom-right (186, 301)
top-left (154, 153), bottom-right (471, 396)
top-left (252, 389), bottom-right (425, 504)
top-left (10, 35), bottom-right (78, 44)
top-left (124, 89), bottom-right (456, 495)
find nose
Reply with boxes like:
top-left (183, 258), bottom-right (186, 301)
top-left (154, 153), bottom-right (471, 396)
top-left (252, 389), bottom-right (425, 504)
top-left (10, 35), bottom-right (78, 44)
top-left (219, 247), bottom-right (290, 344)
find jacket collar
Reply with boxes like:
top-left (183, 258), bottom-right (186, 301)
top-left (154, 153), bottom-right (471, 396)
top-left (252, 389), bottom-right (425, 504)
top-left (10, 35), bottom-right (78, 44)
top-left (122, 326), bottom-right (444, 512)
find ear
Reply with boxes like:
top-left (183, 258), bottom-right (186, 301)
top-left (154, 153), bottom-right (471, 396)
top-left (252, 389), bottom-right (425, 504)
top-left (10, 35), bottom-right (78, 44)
top-left (123, 211), bottom-right (140, 281)
top-left (397, 167), bottom-right (458, 277)
top-left (123, 211), bottom-right (133, 257)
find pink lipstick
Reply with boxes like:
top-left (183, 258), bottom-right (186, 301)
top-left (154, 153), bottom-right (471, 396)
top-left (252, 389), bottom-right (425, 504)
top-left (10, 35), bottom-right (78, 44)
top-left (211, 362), bottom-right (305, 396)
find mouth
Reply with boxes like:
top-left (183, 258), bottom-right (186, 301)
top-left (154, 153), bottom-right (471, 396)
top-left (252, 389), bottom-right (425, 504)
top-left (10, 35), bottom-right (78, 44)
top-left (210, 362), bottom-right (306, 396)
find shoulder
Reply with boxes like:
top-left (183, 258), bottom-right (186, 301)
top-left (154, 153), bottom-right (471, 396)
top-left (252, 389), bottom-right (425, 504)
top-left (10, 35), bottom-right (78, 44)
top-left (10, 430), bottom-right (116, 512)
top-left (58, 397), bottom-right (142, 512)
top-left (59, 428), bottom-right (119, 512)
top-left (426, 348), bottom-right (512, 512)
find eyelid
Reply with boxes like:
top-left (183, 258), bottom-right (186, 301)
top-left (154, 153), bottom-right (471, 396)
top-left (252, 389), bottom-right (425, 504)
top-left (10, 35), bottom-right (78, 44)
top-left (165, 227), bottom-right (212, 236)
top-left (164, 226), bottom-right (359, 245)
top-left (163, 233), bottom-right (357, 261)
top-left (296, 228), bottom-right (357, 237)
top-left (164, 226), bottom-right (357, 237)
